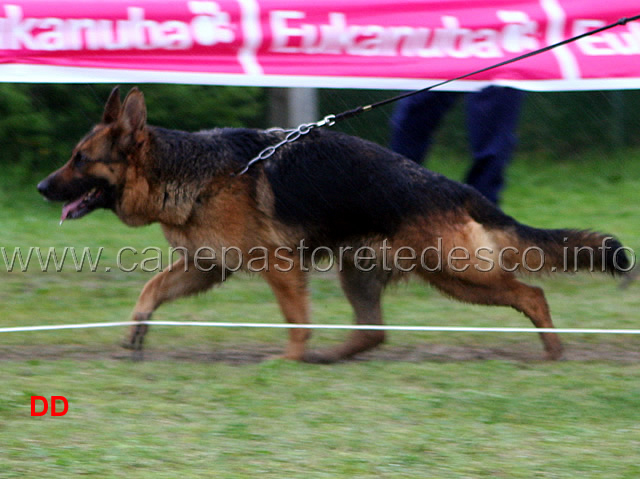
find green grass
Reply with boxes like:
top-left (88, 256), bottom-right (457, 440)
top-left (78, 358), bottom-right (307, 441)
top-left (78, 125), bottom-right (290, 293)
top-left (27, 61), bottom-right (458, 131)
top-left (2, 360), bottom-right (639, 478)
top-left (1, 149), bottom-right (640, 477)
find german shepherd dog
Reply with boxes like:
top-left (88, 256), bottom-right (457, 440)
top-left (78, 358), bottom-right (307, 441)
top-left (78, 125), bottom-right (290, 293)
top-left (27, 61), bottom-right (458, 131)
top-left (38, 87), bottom-right (629, 362)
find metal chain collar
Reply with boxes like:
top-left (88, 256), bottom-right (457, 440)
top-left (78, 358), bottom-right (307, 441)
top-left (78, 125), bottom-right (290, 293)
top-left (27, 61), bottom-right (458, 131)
top-left (234, 114), bottom-right (336, 176)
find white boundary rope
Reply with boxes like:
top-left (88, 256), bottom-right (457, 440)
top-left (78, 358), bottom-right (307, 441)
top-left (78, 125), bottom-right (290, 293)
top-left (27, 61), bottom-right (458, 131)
top-left (1, 321), bottom-right (640, 335)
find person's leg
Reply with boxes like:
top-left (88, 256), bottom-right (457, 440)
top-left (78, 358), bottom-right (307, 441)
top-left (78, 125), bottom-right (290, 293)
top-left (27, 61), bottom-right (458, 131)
top-left (390, 91), bottom-right (460, 164)
top-left (464, 86), bottom-right (525, 204)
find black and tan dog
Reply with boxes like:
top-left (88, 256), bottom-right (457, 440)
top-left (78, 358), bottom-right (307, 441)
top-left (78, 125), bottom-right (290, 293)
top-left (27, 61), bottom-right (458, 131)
top-left (37, 87), bottom-right (629, 362)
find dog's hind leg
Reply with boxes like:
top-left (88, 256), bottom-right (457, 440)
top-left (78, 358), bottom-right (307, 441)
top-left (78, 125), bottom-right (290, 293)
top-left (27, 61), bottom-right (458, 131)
top-left (304, 265), bottom-right (390, 363)
top-left (262, 267), bottom-right (311, 361)
top-left (505, 281), bottom-right (564, 360)
top-left (430, 274), bottom-right (564, 360)
top-left (123, 256), bottom-right (226, 355)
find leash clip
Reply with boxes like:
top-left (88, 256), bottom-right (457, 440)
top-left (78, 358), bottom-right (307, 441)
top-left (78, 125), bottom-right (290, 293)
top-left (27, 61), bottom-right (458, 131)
top-left (316, 114), bottom-right (336, 128)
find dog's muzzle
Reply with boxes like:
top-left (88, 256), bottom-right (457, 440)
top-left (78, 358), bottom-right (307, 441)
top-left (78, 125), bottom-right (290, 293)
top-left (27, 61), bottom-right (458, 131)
top-left (37, 177), bottom-right (51, 199)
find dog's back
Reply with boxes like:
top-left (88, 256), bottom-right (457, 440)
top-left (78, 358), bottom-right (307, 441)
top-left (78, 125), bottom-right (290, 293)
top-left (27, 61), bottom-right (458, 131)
top-left (259, 128), bottom-right (477, 243)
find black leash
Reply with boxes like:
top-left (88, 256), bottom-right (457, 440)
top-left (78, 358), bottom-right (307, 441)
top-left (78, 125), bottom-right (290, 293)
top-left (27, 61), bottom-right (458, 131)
top-left (235, 13), bottom-right (640, 176)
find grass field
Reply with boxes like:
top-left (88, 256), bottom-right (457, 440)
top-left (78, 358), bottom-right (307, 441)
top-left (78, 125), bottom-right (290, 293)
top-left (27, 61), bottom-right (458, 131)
top-left (1, 147), bottom-right (640, 477)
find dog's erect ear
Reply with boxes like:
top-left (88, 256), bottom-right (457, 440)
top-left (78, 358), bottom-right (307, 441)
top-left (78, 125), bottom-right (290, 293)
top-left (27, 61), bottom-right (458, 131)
top-left (119, 87), bottom-right (147, 133)
top-left (102, 86), bottom-right (121, 124)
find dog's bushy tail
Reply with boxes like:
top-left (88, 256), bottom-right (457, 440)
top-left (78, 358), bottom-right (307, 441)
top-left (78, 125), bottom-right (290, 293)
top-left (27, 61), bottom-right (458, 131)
top-left (512, 224), bottom-right (630, 276)
top-left (466, 194), bottom-right (630, 276)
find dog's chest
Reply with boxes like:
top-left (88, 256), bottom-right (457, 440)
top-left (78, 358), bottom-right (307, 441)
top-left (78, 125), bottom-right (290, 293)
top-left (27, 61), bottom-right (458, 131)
top-left (160, 223), bottom-right (234, 256)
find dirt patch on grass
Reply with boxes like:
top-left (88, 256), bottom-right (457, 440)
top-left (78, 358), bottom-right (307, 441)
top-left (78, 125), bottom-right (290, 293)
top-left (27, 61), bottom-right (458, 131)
top-left (1, 341), bottom-right (638, 364)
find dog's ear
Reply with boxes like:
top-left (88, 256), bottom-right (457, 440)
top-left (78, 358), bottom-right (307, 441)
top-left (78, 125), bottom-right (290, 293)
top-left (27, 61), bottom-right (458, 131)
top-left (119, 87), bottom-right (147, 134)
top-left (102, 86), bottom-right (121, 124)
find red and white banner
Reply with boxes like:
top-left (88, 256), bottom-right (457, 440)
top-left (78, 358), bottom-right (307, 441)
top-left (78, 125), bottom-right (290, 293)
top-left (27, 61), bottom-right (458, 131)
top-left (0, 0), bottom-right (638, 90)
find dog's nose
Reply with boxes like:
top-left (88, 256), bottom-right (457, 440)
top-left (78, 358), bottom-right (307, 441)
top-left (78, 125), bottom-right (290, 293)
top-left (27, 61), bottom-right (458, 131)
top-left (37, 178), bottom-right (50, 196)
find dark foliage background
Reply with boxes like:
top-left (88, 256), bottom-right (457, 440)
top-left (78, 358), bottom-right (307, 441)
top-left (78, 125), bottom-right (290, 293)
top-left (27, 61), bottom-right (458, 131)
top-left (0, 84), bottom-right (266, 178)
top-left (0, 83), bottom-right (638, 181)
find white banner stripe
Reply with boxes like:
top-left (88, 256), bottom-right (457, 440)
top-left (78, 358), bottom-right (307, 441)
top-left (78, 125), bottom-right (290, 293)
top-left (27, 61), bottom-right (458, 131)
top-left (1, 321), bottom-right (640, 334)
top-left (237, 0), bottom-right (264, 75)
top-left (2, 65), bottom-right (640, 91)
top-left (540, 0), bottom-right (581, 80)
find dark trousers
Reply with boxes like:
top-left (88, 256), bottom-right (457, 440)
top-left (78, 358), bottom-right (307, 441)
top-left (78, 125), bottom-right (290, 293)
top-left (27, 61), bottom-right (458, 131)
top-left (389, 86), bottom-right (525, 204)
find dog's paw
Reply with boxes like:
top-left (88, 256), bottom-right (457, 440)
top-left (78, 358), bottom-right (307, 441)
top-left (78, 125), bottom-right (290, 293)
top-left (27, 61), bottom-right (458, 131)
top-left (545, 348), bottom-right (565, 361)
top-left (302, 350), bottom-right (342, 364)
top-left (121, 318), bottom-right (150, 351)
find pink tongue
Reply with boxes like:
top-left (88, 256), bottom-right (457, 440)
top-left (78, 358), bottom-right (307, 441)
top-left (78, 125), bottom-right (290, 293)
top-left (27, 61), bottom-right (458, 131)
top-left (60, 196), bottom-right (85, 224)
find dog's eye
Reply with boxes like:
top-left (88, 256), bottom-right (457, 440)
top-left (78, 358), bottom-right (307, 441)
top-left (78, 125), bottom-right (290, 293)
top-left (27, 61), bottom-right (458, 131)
top-left (74, 153), bottom-right (89, 168)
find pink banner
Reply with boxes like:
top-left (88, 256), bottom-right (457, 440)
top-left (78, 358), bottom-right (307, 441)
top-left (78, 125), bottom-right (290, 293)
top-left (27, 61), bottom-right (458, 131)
top-left (0, 0), bottom-right (638, 90)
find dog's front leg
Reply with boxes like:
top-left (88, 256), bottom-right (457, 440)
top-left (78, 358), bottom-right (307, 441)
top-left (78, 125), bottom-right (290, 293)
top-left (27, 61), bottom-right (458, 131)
top-left (262, 266), bottom-right (311, 361)
top-left (123, 256), bottom-right (225, 357)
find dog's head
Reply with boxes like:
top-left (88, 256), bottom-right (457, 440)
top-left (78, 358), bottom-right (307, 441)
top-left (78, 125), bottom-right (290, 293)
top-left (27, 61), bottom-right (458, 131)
top-left (37, 87), bottom-right (147, 223)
